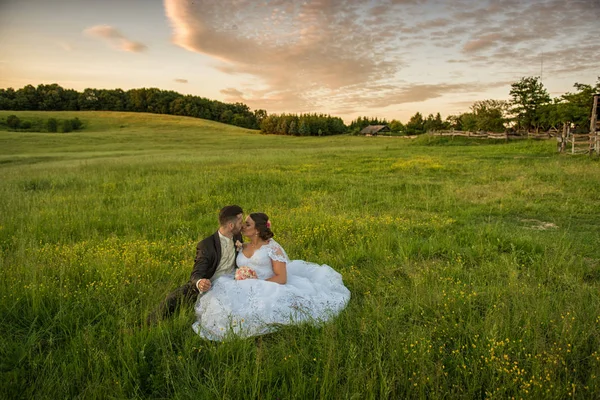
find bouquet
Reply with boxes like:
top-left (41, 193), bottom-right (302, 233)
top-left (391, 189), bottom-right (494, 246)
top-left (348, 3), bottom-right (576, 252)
top-left (235, 266), bottom-right (258, 280)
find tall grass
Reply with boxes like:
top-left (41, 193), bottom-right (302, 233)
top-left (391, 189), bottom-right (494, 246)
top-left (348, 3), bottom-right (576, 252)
top-left (1, 111), bottom-right (599, 399)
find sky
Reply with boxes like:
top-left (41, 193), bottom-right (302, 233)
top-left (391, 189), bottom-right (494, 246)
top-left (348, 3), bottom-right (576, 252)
top-left (0, 0), bottom-right (598, 123)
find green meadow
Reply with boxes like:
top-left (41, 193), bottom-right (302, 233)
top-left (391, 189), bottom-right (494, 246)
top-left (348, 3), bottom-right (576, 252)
top-left (1, 111), bottom-right (600, 399)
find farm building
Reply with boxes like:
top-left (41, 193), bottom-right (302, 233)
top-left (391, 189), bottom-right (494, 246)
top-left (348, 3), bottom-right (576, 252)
top-left (360, 125), bottom-right (391, 136)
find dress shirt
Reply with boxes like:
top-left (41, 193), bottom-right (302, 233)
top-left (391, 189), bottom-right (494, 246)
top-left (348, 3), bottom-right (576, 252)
top-left (212, 231), bottom-right (236, 281)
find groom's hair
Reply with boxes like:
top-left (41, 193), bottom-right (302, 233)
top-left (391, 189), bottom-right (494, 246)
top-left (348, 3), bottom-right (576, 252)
top-left (219, 205), bottom-right (243, 226)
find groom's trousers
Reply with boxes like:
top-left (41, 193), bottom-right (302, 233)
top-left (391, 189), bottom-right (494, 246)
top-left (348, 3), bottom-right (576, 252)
top-left (147, 281), bottom-right (198, 324)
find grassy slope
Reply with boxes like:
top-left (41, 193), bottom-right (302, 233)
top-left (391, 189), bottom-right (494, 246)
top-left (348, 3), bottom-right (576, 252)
top-left (1, 111), bottom-right (599, 399)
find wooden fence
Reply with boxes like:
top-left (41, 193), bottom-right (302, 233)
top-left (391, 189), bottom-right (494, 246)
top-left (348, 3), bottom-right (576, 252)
top-left (428, 130), bottom-right (556, 140)
top-left (426, 94), bottom-right (600, 155)
top-left (556, 120), bottom-right (600, 155)
top-left (429, 129), bottom-right (599, 155)
top-left (565, 134), bottom-right (594, 154)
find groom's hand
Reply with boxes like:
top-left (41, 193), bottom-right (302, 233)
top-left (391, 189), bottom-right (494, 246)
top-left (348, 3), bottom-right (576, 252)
top-left (197, 279), bottom-right (211, 292)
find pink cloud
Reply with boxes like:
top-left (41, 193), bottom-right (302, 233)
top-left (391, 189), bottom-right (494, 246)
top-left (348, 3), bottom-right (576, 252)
top-left (220, 88), bottom-right (244, 98)
top-left (162, 0), bottom-right (600, 116)
top-left (463, 33), bottom-right (502, 53)
top-left (84, 24), bottom-right (147, 53)
top-left (163, 0), bottom-right (402, 112)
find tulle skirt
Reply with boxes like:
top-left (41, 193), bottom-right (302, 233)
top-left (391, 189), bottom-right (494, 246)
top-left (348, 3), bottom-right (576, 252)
top-left (192, 260), bottom-right (350, 341)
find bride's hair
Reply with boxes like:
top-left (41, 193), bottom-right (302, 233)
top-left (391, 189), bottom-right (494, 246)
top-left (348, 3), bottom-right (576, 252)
top-left (250, 213), bottom-right (274, 240)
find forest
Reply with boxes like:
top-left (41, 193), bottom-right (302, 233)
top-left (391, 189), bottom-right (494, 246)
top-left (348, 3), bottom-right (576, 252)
top-left (1, 77), bottom-right (598, 136)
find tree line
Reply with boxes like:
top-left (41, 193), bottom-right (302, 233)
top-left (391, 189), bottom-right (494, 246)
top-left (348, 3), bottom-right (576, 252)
top-left (0, 84), bottom-right (266, 130)
top-left (259, 113), bottom-right (346, 136)
top-left (444, 77), bottom-right (600, 134)
top-left (348, 77), bottom-right (599, 135)
top-left (1, 78), bottom-right (598, 136)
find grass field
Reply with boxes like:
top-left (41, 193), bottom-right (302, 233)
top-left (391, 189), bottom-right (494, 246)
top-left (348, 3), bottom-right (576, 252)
top-left (1, 111), bottom-right (600, 399)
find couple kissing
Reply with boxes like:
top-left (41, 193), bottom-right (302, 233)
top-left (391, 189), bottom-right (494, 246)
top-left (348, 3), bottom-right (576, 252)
top-left (150, 205), bottom-right (350, 341)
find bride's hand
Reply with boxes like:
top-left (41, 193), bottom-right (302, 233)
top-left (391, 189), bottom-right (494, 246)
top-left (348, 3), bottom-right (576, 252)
top-left (236, 266), bottom-right (257, 280)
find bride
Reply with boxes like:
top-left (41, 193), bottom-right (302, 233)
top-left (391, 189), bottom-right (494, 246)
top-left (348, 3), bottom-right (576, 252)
top-left (192, 212), bottom-right (350, 341)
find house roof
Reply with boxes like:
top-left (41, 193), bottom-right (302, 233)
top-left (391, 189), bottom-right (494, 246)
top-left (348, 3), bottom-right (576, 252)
top-left (360, 125), bottom-right (390, 134)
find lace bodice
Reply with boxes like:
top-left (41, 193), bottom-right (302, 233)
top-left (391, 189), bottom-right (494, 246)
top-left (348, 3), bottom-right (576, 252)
top-left (236, 239), bottom-right (289, 280)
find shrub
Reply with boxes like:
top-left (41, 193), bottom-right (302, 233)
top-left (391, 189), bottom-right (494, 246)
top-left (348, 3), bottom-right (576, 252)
top-left (20, 121), bottom-right (32, 129)
top-left (61, 119), bottom-right (73, 133)
top-left (47, 118), bottom-right (58, 132)
top-left (7, 115), bottom-right (21, 129)
top-left (71, 117), bottom-right (82, 130)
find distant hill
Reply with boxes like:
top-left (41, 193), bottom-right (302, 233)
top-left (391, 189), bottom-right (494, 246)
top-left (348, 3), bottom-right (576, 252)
top-left (0, 110), bottom-right (361, 167)
top-left (0, 110), bottom-right (257, 135)
top-left (0, 84), bottom-right (264, 131)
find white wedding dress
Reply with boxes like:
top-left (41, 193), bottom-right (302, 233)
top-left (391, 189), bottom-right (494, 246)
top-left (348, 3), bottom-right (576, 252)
top-left (192, 239), bottom-right (350, 341)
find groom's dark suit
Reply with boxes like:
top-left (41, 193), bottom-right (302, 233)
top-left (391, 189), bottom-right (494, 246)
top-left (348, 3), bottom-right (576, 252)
top-left (190, 231), bottom-right (243, 289)
top-left (150, 231), bottom-right (243, 322)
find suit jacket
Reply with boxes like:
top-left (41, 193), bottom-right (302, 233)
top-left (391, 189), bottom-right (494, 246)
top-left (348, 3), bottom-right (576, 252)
top-left (189, 231), bottom-right (243, 292)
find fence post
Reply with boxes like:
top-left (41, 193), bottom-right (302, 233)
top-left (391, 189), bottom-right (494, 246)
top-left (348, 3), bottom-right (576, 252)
top-left (590, 94), bottom-right (598, 134)
top-left (591, 94), bottom-right (599, 155)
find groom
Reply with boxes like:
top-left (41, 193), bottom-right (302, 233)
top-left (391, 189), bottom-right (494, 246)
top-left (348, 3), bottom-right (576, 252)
top-left (148, 205), bottom-right (244, 323)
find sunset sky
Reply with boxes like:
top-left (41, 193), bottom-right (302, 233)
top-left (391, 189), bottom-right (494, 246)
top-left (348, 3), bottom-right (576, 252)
top-left (1, 0), bottom-right (598, 123)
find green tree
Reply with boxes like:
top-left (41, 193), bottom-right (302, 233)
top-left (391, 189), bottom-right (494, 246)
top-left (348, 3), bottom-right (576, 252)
top-left (446, 115), bottom-right (462, 130)
top-left (405, 112), bottom-right (425, 135)
top-left (423, 113), bottom-right (446, 132)
top-left (15, 85), bottom-right (39, 110)
top-left (37, 84), bottom-right (66, 111)
top-left (557, 78), bottom-right (600, 132)
top-left (509, 76), bottom-right (551, 131)
top-left (460, 112), bottom-right (477, 132)
top-left (298, 119), bottom-right (310, 136)
top-left (63, 88), bottom-right (80, 110)
top-left (254, 109), bottom-right (267, 128)
top-left (0, 88), bottom-right (17, 110)
top-left (220, 109), bottom-right (234, 123)
top-left (389, 119), bottom-right (404, 133)
top-left (97, 88), bottom-right (127, 111)
top-left (231, 114), bottom-right (247, 128)
top-left (78, 88), bottom-right (100, 110)
top-left (47, 118), bottom-right (58, 133)
top-left (470, 100), bottom-right (507, 132)
top-left (126, 88), bottom-right (147, 112)
top-left (434, 112), bottom-right (446, 130)
top-left (276, 116), bottom-right (289, 135)
top-left (260, 115), bottom-right (278, 134)
top-left (537, 100), bottom-right (564, 131)
top-left (288, 120), bottom-right (298, 136)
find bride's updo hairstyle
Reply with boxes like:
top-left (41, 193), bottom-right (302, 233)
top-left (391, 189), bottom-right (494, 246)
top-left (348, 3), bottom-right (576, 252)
top-left (250, 213), bottom-right (274, 240)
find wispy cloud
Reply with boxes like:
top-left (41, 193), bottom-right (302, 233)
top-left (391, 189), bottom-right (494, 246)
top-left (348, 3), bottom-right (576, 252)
top-left (163, 0), bottom-right (600, 116)
top-left (463, 34), bottom-right (502, 53)
top-left (84, 25), bottom-right (147, 53)
top-left (174, 78), bottom-right (188, 83)
top-left (164, 0), bottom-right (407, 112)
top-left (220, 88), bottom-right (243, 98)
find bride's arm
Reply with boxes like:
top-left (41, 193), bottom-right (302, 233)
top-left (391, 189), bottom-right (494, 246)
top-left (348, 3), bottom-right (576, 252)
top-left (266, 260), bottom-right (287, 284)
